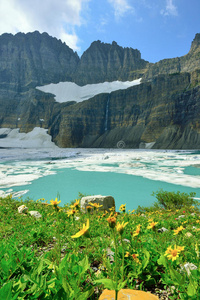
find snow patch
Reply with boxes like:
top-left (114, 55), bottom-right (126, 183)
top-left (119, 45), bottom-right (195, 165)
top-left (36, 79), bottom-right (142, 103)
top-left (0, 127), bottom-right (57, 148)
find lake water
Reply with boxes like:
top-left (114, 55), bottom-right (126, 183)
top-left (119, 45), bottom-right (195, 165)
top-left (1, 148), bottom-right (200, 211)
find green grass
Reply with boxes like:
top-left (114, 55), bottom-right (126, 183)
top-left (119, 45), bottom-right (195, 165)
top-left (0, 194), bottom-right (200, 299)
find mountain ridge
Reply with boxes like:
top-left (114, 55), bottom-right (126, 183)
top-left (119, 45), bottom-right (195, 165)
top-left (1, 31), bottom-right (200, 149)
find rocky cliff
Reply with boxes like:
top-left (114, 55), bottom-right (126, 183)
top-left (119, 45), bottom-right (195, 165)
top-left (74, 40), bottom-right (148, 85)
top-left (1, 31), bottom-right (200, 149)
top-left (143, 34), bottom-right (200, 82)
top-left (0, 31), bottom-right (79, 95)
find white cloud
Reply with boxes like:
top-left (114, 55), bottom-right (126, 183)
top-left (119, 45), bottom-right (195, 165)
top-left (0, 0), bottom-right (90, 51)
top-left (108, 0), bottom-right (135, 19)
top-left (160, 0), bottom-right (178, 16)
top-left (60, 29), bottom-right (80, 52)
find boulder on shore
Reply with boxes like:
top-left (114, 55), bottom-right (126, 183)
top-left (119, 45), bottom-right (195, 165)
top-left (80, 195), bottom-right (115, 212)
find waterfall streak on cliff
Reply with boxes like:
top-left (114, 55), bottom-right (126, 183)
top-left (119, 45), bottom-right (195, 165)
top-left (105, 96), bottom-right (110, 131)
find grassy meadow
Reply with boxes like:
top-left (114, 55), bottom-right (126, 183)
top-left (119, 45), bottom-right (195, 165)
top-left (0, 190), bottom-right (200, 299)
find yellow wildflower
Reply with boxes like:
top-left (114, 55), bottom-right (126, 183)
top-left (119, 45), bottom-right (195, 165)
top-left (125, 251), bottom-right (130, 257)
top-left (50, 197), bottom-right (61, 206)
top-left (177, 245), bottom-right (185, 252)
top-left (86, 206), bottom-right (92, 213)
top-left (131, 253), bottom-right (140, 264)
top-left (71, 219), bottom-right (90, 238)
top-left (71, 199), bottom-right (80, 209)
top-left (164, 245), bottom-right (184, 261)
top-left (147, 221), bottom-right (158, 229)
top-left (132, 224), bottom-right (142, 237)
top-left (107, 216), bottom-right (117, 228)
top-left (66, 209), bottom-right (76, 217)
top-left (119, 204), bottom-right (126, 212)
top-left (173, 226), bottom-right (184, 235)
top-left (89, 202), bottom-right (103, 210)
top-left (148, 218), bottom-right (154, 222)
top-left (109, 207), bottom-right (115, 212)
top-left (116, 221), bottom-right (128, 235)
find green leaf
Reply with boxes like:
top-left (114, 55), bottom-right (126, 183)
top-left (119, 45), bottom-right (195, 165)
top-left (142, 249), bottom-right (150, 270)
top-left (37, 259), bottom-right (44, 275)
top-left (43, 258), bottom-right (53, 266)
top-left (78, 255), bottom-right (90, 275)
top-left (1, 260), bottom-right (10, 276)
top-left (76, 287), bottom-right (94, 300)
top-left (117, 280), bottom-right (127, 290)
top-left (94, 279), bottom-right (115, 290)
top-left (157, 255), bottom-right (168, 268)
top-left (187, 280), bottom-right (197, 297)
top-left (169, 267), bottom-right (185, 286)
top-left (0, 282), bottom-right (12, 300)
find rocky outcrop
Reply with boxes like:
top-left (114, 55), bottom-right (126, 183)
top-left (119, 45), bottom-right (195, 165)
top-left (143, 34), bottom-right (200, 82)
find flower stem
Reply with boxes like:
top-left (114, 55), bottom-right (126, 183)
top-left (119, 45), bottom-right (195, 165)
top-left (112, 229), bottom-right (118, 296)
top-left (120, 236), bottom-right (125, 282)
top-left (115, 289), bottom-right (118, 300)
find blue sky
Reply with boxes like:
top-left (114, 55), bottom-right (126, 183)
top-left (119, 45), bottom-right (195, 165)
top-left (0, 0), bottom-right (200, 63)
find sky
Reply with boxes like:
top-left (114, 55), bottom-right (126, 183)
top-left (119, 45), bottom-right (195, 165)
top-left (0, 0), bottom-right (200, 63)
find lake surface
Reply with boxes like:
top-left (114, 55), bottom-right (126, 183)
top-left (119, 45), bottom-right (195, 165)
top-left (1, 148), bottom-right (200, 211)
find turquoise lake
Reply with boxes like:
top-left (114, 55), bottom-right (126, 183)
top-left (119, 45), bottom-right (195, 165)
top-left (1, 149), bottom-right (200, 211)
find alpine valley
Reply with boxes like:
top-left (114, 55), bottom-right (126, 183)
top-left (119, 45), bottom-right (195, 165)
top-left (1, 31), bottom-right (200, 149)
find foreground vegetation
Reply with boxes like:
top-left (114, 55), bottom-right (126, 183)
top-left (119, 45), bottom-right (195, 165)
top-left (0, 190), bottom-right (200, 299)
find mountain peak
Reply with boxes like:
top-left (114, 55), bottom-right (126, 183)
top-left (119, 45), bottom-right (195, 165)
top-left (189, 33), bottom-right (200, 53)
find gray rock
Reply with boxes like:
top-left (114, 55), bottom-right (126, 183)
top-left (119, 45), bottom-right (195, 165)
top-left (123, 239), bottom-right (131, 243)
top-left (181, 262), bottom-right (197, 276)
top-left (178, 215), bottom-right (185, 219)
top-left (28, 211), bottom-right (42, 219)
top-left (18, 205), bottom-right (28, 214)
top-left (158, 227), bottom-right (168, 233)
top-left (80, 195), bottom-right (115, 212)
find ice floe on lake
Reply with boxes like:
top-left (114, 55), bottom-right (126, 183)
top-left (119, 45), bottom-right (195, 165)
top-left (1, 148), bottom-right (200, 199)
top-left (0, 127), bottom-right (57, 148)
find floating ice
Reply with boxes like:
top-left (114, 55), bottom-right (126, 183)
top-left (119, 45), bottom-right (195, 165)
top-left (36, 79), bottom-right (142, 103)
top-left (0, 127), bottom-right (58, 148)
top-left (1, 149), bottom-right (200, 200)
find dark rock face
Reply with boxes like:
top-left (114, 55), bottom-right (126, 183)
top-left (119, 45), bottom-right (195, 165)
top-left (0, 31), bottom-right (79, 95)
top-left (52, 72), bottom-right (200, 149)
top-left (74, 41), bottom-right (148, 85)
top-left (1, 31), bottom-right (200, 149)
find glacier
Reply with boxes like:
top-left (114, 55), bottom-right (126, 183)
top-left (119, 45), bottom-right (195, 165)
top-left (36, 79), bottom-right (142, 103)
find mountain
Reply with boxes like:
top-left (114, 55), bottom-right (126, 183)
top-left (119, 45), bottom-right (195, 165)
top-left (73, 40), bottom-right (148, 85)
top-left (143, 33), bottom-right (200, 82)
top-left (0, 31), bottom-right (200, 149)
